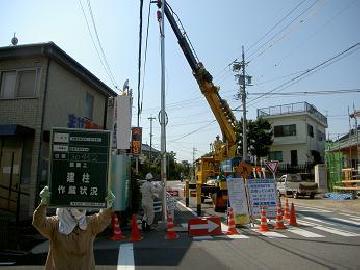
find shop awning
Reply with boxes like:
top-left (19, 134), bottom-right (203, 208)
top-left (0, 124), bottom-right (35, 137)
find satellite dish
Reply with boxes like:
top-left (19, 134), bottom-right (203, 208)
top-left (11, 33), bottom-right (18, 46)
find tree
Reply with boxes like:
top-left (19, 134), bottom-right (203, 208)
top-left (237, 117), bottom-right (273, 161)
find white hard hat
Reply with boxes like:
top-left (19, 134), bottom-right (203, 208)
top-left (145, 173), bottom-right (153, 180)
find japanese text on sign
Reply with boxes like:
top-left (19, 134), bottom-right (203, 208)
top-left (49, 128), bottom-right (111, 208)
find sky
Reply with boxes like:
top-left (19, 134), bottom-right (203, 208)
top-left (1, 0), bottom-right (359, 162)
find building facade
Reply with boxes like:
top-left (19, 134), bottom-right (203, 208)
top-left (257, 102), bottom-right (327, 170)
top-left (0, 42), bottom-right (117, 221)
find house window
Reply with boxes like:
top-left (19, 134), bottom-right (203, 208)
top-left (274, 124), bottom-right (296, 137)
top-left (317, 129), bottom-right (324, 141)
top-left (0, 69), bottom-right (37, 99)
top-left (307, 124), bottom-right (314, 137)
top-left (17, 70), bottom-right (36, 97)
top-left (85, 93), bottom-right (94, 120)
top-left (0, 71), bottom-right (16, 98)
top-left (269, 151), bottom-right (283, 162)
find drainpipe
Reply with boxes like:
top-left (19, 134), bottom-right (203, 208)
top-left (35, 58), bottom-right (50, 207)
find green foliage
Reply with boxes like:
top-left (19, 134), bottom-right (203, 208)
top-left (236, 117), bottom-right (273, 158)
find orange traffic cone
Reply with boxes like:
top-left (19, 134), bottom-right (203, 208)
top-left (259, 207), bottom-right (269, 232)
top-left (110, 213), bottom-right (126, 240)
top-left (274, 204), bottom-right (287, 230)
top-left (165, 213), bottom-right (179, 240)
top-left (289, 203), bottom-right (298, 226)
top-left (226, 207), bottom-right (239, 235)
top-left (284, 198), bottom-right (290, 220)
top-left (130, 214), bottom-right (142, 241)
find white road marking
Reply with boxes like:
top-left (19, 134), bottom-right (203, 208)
top-left (0, 262), bottom-right (16, 266)
top-left (117, 243), bottom-right (135, 270)
top-left (329, 217), bottom-right (360, 226)
top-left (304, 217), bottom-right (359, 229)
top-left (192, 236), bottom-right (213, 240)
top-left (295, 205), bottom-right (332, 213)
top-left (176, 201), bottom-right (197, 216)
top-left (221, 233), bottom-right (250, 239)
top-left (341, 213), bottom-right (360, 220)
top-left (252, 229), bottom-right (288, 238)
top-left (287, 227), bottom-right (325, 237)
top-left (298, 220), bottom-right (359, 237)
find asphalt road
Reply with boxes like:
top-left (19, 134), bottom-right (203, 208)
top-left (1, 180), bottom-right (359, 269)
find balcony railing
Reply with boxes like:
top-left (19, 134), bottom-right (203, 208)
top-left (257, 102), bottom-right (327, 126)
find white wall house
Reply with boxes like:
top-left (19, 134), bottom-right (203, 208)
top-left (257, 102), bottom-right (327, 167)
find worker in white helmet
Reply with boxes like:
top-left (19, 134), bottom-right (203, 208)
top-left (140, 173), bottom-right (157, 231)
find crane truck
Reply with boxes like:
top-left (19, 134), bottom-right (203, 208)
top-left (159, 1), bottom-right (238, 211)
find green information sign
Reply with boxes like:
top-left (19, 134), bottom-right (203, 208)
top-left (48, 128), bottom-right (111, 208)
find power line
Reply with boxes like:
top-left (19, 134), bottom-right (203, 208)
top-left (246, 0), bottom-right (309, 53)
top-left (248, 89), bottom-right (360, 96)
top-left (247, 42), bottom-right (360, 105)
top-left (86, 0), bottom-right (118, 88)
top-left (168, 120), bottom-right (217, 143)
top-left (78, 0), bottom-right (115, 87)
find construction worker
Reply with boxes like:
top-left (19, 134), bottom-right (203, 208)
top-left (141, 172), bottom-right (158, 231)
top-left (32, 186), bottom-right (115, 270)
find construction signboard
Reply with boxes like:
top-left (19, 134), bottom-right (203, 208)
top-left (226, 176), bottom-right (250, 225)
top-left (247, 178), bottom-right (277, 219)
top-left (48, 128), bottom-right (111, 208)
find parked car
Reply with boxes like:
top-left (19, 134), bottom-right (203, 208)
top-left (277, 174), bottom-right (318, 199)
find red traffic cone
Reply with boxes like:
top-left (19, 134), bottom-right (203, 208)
top-left (226, 207), bottom-right (239, 235)
top-left (110, 213), bottom-right (126, 240)
top-left (165, 214), bottom-right (179, 240)
top-left (289, 203), bottom-right (298, 226)
top-left (274, 204), bottom-right (287, 230)
top-left (284, 197), bottom-right (290, 220)
top-left (130, 214), bottom-right (142, 241)
top-left (259, 207), bottom-right (269, 232)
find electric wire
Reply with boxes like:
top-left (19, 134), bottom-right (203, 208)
top-left (246, 0), bottom-right (309, 53)
top-left (86, 0), bottom-right (118, 88)
top-left (248, 89), bottom-right (360, 96)
top-left (247, 0), bottom-right (321, 62)
top-left (247, 42), bottom-right (360, 105)
top-left (137, 0), bottom-right (144, 125)
top-left (140, 0), bottom-right (152, 119)
top-left (78, 0), bottom-right (115, 88)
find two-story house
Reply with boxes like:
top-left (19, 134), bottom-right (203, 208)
top-left (257, 102), bottom-right (328, 171)
top-left (0, 42), bottom-right (117, 221)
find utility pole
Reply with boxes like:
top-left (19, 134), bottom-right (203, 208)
top-left (233, 46), bottom-right (251, 161)
top-left (157, 0), bottom-right (167, 224)
top-left (147, 116), bottom-right (156, 160)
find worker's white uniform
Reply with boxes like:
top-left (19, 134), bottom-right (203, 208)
top-left (141, 179), bottom-right (157, 227)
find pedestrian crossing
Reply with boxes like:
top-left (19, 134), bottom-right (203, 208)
top-left (185, 215), bottom-right (360, 241)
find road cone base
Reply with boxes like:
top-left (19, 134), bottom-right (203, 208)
top-left (165, 233), bottom-right (179, 240)
top-left (259, 225), bottom-right (269, 232)
top-left (275, 224), bottom-right (287, 230)
top-left (289, 222), bottom-right (298, 226)
top-left (226, 229), bottom-right (239, 235)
